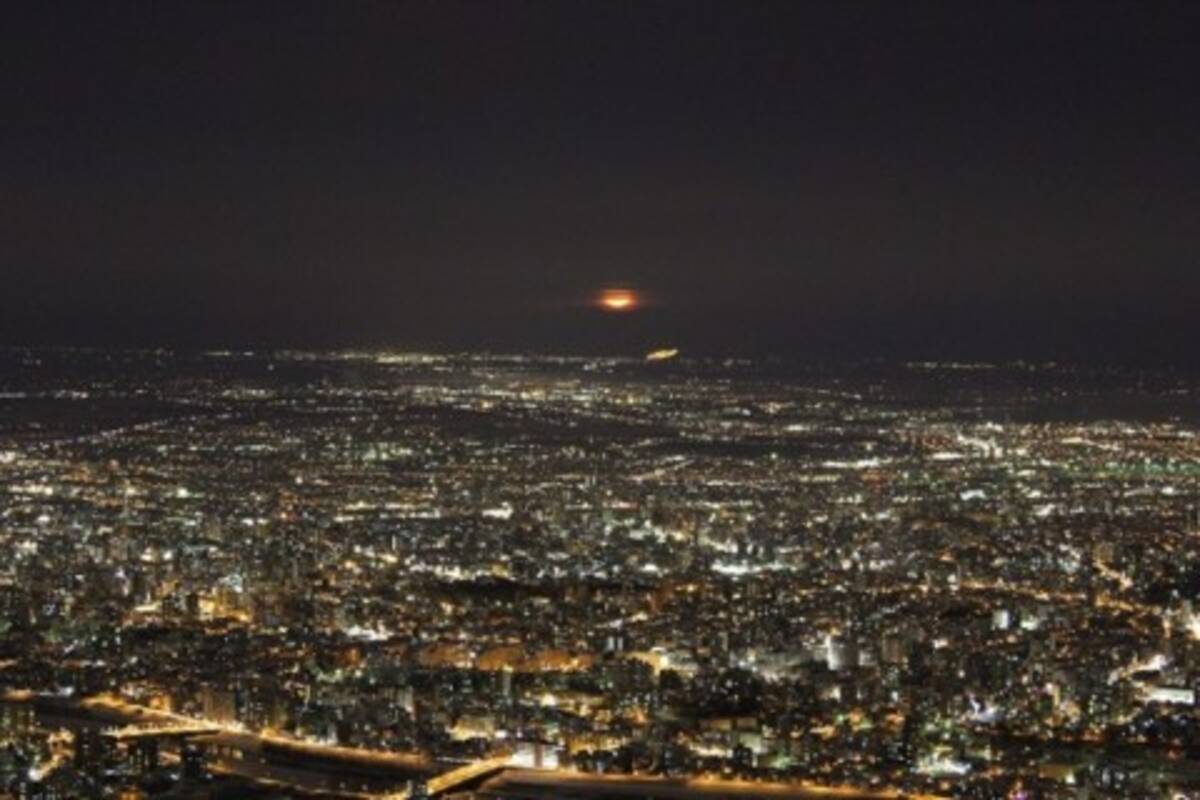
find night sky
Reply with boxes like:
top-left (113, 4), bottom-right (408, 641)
top-left (5, 1), bottom-right (1199, 361)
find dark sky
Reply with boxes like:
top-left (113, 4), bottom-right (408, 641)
top-left (4, 1), bottom-right (1199, 361)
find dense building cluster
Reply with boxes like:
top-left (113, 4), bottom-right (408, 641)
top-left (4, 348), bottom-right (1200, 798)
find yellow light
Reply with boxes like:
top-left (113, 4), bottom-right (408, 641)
top-left (645, 348), bottom-right (678, 362)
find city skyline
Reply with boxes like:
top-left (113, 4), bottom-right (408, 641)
top-left (7, 3), bottom-right (1200, 798)
top-left (7, 349), bottom-right (1200, 798)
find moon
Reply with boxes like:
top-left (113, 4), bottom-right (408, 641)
top-left (596, 288), bottom-right (639, 312)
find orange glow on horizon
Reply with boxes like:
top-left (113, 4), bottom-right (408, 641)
top-left (597, 289), bottom-right (639, 312)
